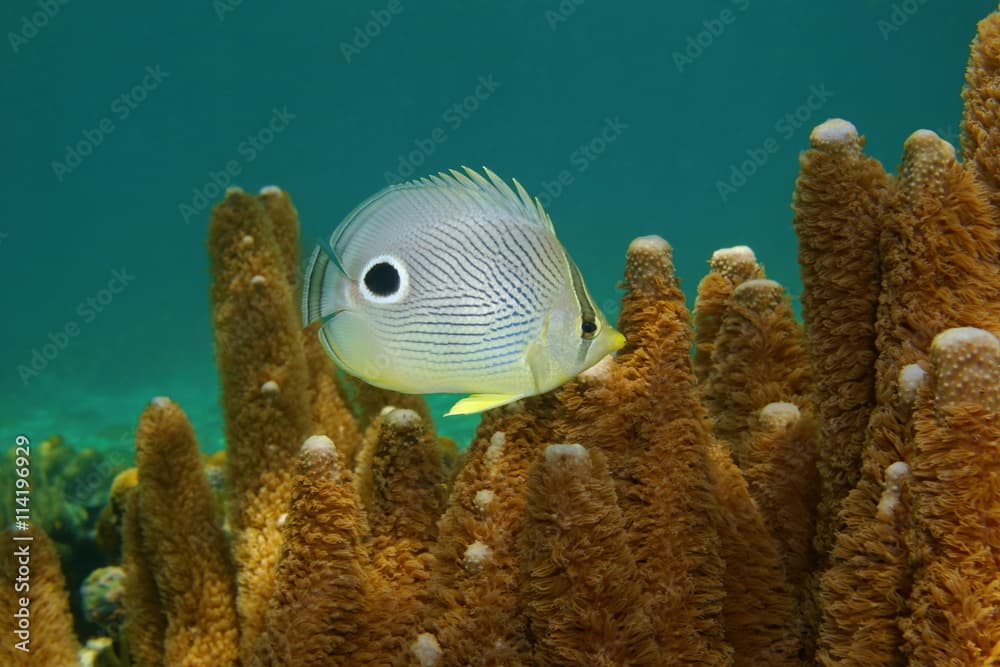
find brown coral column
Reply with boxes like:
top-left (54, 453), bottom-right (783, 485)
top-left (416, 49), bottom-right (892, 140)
top-left (814, 363), bottom-right (924, 667)
top-left (0, 526), bottom-right (79, 667)
top-left (701, 278), bottom-right (812, 467)
top-left (132, 397), bottom-right (239, 666)
top-left (742, 402), bottom-right (820, 594)
top-left (519, 444), bottom-right (662, 666)
top-left (424, 398), bottom-right (559, 666)
top-left (122, 489), bottom-right (165, 666)
top-left (352, 408), bottom-right (448, 660)
top-left (903, 328), bottom-right (1000, 664)
top-left (693, 245), bottom-right (765, 383)
top-left (208, 187), bottom-right (314, 658)
top-left (251, 436), bottom-right (370, 667)
top-left (258, 186), bottom-right (363, 469)
top-left (791, 118), bottom-right (889, 558)
top-left (302, 320), bottom-right (362, 467)
top-left (353, 407), bottom-right (447, 546)
top-left (962, 7), bottom-right (1000, 213)
top-left (818, 127), bottom-right (1000, 665)
top-left (705, 438), bottom-right (803, 665)
top-left (557, 236), bottom-right (730, 664)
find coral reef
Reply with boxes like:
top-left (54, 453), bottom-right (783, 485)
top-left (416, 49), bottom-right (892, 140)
top-left (80, 566), bottom-right (126, 639)
top-left (9, 6), bottom-right (1000, 664)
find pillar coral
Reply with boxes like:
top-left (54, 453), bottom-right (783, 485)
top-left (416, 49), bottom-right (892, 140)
top-left (902, 328), bottom-right (1000, 663)
top-left (701, 277), bottom-right (812, 468)
top-left (791, 118), bottom-right (888, 559)
top-left (208, 187), bottom-right (314, 660)
top-left (129, 397), bottom-right (239, 666)
top-left (704, 438), bottom-right (803, 665)
top-left (519, 443), bottom-right (662, 666)
top-left (355, 408), bottom-right (449, 661)
top-left (423, 398), bottom-right (560, 666)
top-left (250, 436), bottom-right (369, 667)
top-left (962, 8), bottom-right (1000, 213)
top-left (693, 245), bottom-right (765, 383)
top-left (742, 402), bottom-right (820, 594)
top-left (0, 526), bottom-right (79, 667)
top-left (556, 235), bottom-right (730, 664)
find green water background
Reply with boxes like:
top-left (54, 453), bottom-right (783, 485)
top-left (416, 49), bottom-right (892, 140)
top-left (1, 0), bottom-right (993, 451)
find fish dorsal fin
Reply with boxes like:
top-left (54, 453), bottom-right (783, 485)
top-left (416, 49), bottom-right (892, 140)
top-left (442, 166), bottom-right (555, 233)
top-left (329, 167), bottom-right (555, 271)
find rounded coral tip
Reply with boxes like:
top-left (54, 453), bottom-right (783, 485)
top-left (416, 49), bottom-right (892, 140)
top-left (301, 434), bottom-right (335, 456)
top-left (708, 245), bottom-right (761, 282)
top-left (897, 363), bottom-right (927, 407)
top-left (625, 235), bottom-right (675, 291)
top-left (543, 443), bottom-right (588, 464)
top-left (462, 541), bottom-right (491, 570)
top-left (411, 633), bottom-right (442, 666)
top-left (149, 396), bottom-right (172, 409)
top-left (929, 327), bottom-right (1000, 411)
top-left (384, 407), bottom-right (423, 430)
top-left (759, 401), bottom-right (800, 430)
top-left (732, 278), bottom-right (784, 309)
top-left (905, 128), bottom-right (955, 156)
top-left (810, 118), bottom-right (858, 146)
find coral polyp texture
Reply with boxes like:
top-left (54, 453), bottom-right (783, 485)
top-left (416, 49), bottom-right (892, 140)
top-left (9, 7), bottom-right (1000, 665)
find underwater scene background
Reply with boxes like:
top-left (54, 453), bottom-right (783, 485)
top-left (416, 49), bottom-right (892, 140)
top-left (1, 0), bottom-right (994, 451)
top-left (3, 2), bottom-right (1000, 665)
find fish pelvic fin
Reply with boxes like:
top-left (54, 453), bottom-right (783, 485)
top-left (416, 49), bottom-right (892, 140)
top-left (445, 393), bottom-right (526, 416)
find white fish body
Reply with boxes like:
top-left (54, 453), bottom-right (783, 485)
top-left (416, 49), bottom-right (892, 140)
top-left (302, 167), bottom-right (624, 415)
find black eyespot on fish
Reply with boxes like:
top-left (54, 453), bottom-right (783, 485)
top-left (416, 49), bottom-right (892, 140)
top-left (581, 319), bottom-right (598, 339)
top-left (364, 261), bottom-right (400, 297)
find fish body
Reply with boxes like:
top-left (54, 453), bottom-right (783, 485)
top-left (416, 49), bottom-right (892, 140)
top-left (302, 167), bottom-right (624, 415)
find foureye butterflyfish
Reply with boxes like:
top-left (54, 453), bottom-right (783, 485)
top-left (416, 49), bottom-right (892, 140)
top-left (301, 166), bottom-right (625, 415)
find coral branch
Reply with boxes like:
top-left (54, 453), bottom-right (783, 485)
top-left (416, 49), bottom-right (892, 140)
top-left (208, 187), bottom-right (313, 659)
top-left (903, 328), bottom-right (1000, 663)
top-left (129, 397), bottom-right (239, 666)
top-left (0, 526), bottom-right (79, 667)
top-left (520, 444), bottom-right (662, 666)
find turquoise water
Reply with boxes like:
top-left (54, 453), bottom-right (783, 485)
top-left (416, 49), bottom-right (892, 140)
top-left (1, 1), bottom-right (993, 453)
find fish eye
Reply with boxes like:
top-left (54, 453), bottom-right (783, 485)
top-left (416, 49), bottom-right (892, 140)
top-left (359, 255), bottom-right (409, 304)
top-left (581, 319), bottom-right (598, 339)
top-left (365, 262), bottom-right (399, 296)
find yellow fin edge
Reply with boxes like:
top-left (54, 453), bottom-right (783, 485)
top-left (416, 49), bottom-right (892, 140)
top-left (445, 393), bottom-right (525, 416)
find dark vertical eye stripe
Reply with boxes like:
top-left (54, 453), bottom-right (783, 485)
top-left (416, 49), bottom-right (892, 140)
top-left (567, 257), bottom-right (597, 327)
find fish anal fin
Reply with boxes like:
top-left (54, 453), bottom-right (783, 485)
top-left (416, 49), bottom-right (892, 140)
top-left (445, 393), bottom-right (524, 416)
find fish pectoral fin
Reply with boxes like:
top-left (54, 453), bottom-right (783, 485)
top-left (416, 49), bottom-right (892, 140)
top-left (445, 393), bottom-right (525, 416)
